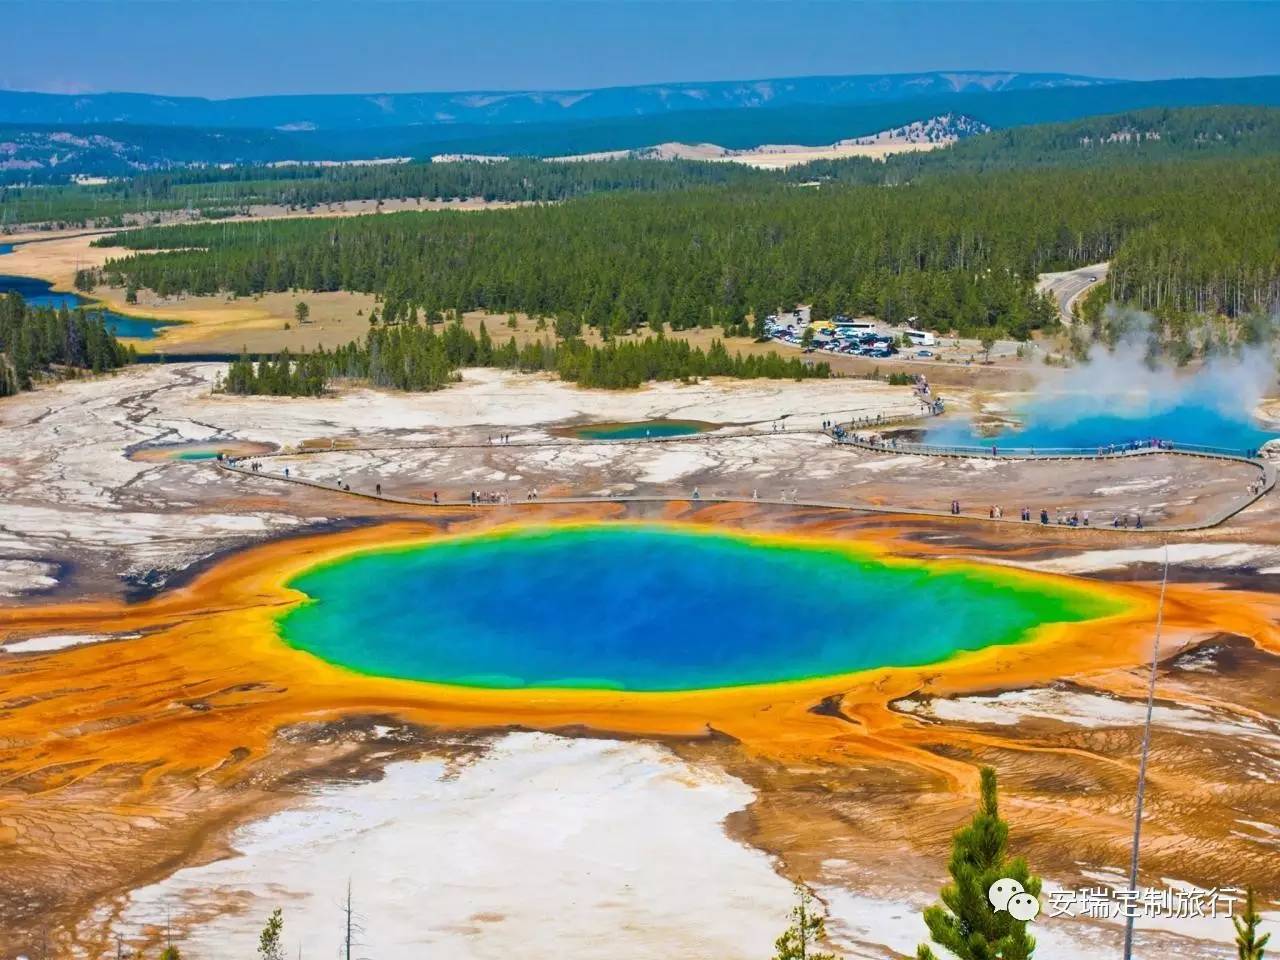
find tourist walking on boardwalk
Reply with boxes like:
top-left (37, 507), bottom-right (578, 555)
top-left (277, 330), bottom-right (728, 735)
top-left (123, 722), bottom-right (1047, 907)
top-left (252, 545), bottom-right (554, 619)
top-left (433, 491), bottom-right (439, 504)
top-left (376, 483), bottom-right (382, 496)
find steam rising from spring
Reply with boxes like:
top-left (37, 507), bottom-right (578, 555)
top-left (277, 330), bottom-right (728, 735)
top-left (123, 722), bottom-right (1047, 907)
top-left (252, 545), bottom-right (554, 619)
top-left (1032, 305), bottom-right (1279, 427)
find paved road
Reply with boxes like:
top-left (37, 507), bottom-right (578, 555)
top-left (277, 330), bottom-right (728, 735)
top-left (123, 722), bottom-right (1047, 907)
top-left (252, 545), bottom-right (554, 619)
top-left (1036, 262), bottom-right (1109, 326)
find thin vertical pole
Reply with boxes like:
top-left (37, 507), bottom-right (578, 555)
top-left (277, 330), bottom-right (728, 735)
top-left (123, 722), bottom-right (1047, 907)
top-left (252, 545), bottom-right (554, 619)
top-left (1123, 547), bottom-right (1169, 960)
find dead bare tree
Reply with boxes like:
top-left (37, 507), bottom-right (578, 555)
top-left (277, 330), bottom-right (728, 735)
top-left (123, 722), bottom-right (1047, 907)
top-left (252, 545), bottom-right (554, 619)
top-left (341, 878), bottom-right (368, 960)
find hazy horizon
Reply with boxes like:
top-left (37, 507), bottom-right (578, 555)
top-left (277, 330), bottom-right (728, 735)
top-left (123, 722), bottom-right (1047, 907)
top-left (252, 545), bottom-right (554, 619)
top-left (5, 1), bottom-right (1280, 99)
top-left (3, 67), bottom-right (1132, 102)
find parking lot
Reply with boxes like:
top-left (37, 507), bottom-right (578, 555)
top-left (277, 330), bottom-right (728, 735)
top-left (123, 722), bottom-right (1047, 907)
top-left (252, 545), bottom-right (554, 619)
top-left (763, 309), bottom-right (1031, 368)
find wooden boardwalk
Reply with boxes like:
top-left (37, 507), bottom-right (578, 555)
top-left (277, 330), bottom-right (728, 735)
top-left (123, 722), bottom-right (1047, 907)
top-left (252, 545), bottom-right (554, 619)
top-left (216, 423), bottom-right (1276, 534)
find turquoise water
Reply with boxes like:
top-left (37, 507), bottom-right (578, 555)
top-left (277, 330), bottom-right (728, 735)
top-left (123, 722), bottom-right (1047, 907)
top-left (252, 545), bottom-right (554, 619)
top-left (0, 244), bottom-right (12, 255)
top-left (277, 525), bottom-right (1119, 692)
top-left (131, 443), bottom-right (237, 461)
top-left (0, 274), bottom-right (176, 340)
top-left (576, 420), bottom-right (708, 440)
top-left (925, 395), bottom-right (1277, 455)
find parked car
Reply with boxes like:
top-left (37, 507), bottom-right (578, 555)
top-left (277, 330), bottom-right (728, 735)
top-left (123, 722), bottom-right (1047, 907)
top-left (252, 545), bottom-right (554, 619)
top-left (916, 350), bottom-right (934, 358)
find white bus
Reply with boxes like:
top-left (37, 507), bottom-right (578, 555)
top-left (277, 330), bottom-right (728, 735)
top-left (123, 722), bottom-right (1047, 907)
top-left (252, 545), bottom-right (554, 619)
top-left (903, 328), bottom-right (937, 347)
top-left (834, 319), bottom-right (876, 333)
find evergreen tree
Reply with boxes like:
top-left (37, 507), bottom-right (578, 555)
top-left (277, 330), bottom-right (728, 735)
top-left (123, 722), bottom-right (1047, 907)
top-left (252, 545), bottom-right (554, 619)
top-left (258, 907), bottom-right (285, 960)
top-left (1234, 887), bottom-right (1271, 960)
top-left (774, 883), bottom-right (836, 960)
top-left (978, 329), bottom-right (998, 364)
top-left (0, 295), bottom-right (133, 393)
top-left (917, 767), bottom-right (1040, 960)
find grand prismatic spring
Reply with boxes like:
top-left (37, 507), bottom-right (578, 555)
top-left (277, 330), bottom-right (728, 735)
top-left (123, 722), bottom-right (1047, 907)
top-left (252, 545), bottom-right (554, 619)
top-left (278, 524), bottom-right (1126, 691)
top-left (1, 504), bottom-right (1277, 959)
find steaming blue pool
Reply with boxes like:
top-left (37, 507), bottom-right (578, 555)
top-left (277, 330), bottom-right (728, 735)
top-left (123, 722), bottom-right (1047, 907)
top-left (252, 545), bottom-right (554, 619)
top-left (0, 274), bottom-right (177, 340)
top-left (925, 394), bottom-right (1277, 455)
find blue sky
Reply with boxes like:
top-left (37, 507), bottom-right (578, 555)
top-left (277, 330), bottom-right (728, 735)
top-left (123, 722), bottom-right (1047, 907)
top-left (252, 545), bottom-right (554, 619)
top-left (5, 1), bottom-right (1280, 98)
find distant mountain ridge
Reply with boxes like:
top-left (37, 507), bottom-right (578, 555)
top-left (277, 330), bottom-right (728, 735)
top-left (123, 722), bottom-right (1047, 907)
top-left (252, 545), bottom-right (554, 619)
top-left (5, 74), bottom-right (1280, 182)
top-left (0, 71), bottom-right (1111, 130)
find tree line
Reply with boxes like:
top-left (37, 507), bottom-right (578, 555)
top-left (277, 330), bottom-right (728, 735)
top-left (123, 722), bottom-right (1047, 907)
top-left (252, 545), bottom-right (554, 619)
top-left (2, 157), bottom-right (769, 229)
top-left (95, 154), bottom-right (1280, 339)
top-left (11, 104), bottom-right (1280, 231)
top-left (0, 294), bottom-right (136, 396)
top-left (218, 320), bottom-right (830, 396)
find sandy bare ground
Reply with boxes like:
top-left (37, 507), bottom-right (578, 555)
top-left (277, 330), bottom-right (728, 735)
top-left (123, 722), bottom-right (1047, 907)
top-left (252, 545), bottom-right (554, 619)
top-left (1, 233), bottom-right (119, 286)
top-left (554, 134), bottom-right (947, 169)
top-left (713, 139), bottom-right (945, 169)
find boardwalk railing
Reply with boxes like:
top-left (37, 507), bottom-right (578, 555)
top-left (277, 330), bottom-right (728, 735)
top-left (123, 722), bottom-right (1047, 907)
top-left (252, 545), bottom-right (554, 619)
top-left (831, 433), bottom-right (1262, 461)
top-left (217, 421), bottom-right (1276, 534)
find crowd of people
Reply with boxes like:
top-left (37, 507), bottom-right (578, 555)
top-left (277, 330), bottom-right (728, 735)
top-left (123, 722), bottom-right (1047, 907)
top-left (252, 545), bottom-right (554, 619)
top-left (1098, 439), bottom-right (1174, 455)
top-left (948, 500), bottom-right (1151, 527)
